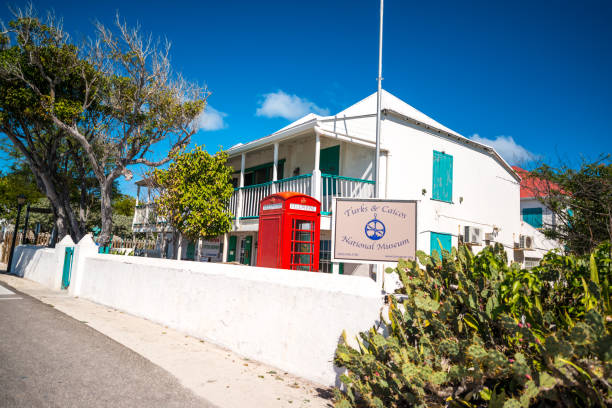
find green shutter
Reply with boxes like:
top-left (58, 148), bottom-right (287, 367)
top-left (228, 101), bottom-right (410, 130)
top-left (430, 232), bottom-right (452, 259)
top-left (522, 207), bottom-right (543, 228)
top-left (227, 235), bottom-right (237, 262)
top-left (432, 151), bottom-right (453, 202)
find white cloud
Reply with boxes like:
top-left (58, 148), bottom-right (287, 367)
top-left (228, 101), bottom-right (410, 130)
top-left (469, 134), bottom-right (538, 165)
top-left (194, 105), bottom-right (228, 131)
top-left (256, 90), bottom-right (330, 120)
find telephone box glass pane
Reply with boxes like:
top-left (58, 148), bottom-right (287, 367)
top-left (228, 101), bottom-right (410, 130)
top-left (293, 243), bottom-right (312, 253)
top-left (293, 254), bottom-right (312, 265)
top-left (296, 221), bottom-right (312, 230)
top-left (294, 231), bottom-right (312, 242)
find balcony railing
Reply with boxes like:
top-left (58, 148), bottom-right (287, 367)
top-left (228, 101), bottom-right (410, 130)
top-left (320, 174), bottom-right (375, 214)
top-left (230, 173), bottom-right (374, 219)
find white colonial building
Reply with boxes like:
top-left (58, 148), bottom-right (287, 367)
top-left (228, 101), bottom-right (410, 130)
top-left (133, 90), bottom-right (553, 275)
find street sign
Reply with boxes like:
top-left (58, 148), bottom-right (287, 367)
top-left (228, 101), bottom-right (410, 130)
top-left (332, 198), bottom-right (417, 263)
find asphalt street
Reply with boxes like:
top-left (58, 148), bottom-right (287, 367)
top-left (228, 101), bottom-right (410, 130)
top-left (0, 279), bottom-right (215, 408)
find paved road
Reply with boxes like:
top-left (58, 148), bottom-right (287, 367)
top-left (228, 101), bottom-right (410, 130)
top-left (0, 280), bottom-right (215, 408)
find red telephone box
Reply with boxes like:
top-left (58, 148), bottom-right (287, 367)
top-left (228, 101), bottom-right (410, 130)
top-left (257, 192), bottom-right (321, 271)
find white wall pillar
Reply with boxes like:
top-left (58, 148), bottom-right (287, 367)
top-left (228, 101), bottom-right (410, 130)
top-left (53, 235), bottom-right (75, 291)
top-left (271, 143), bottom-right (279, 193)
top-left (69, 234), bottom-right (98, 297)
top-left (312, 133), bottom-right (321, 201)
top-left (332, 263), bottom-right (340, 275)
top-left (135, 185), bottom-right (140, 206)
top-left (236, 153), bottom-right (246, 227)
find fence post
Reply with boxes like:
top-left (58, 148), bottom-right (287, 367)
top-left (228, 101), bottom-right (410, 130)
top-left (69, 234), bottom-right (98, 297)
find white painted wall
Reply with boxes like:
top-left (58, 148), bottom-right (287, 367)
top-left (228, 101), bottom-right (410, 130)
top-left (381, 117), bottom-right (521, 261)
top-left (10, 246), bottom-right (57, 287)
top-left (14, 238), bottom-right (383, 386)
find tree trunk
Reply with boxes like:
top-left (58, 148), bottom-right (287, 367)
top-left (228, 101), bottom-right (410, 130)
top-left (99, 181), bottom-right (114, 247)
top-left (32, 169), bottom-right (83, 242)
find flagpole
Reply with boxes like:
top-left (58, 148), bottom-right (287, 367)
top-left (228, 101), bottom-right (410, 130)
top-left (374, 0), bottom-right (383, 199)
top-left (374, 0), bottom-right (384, 290)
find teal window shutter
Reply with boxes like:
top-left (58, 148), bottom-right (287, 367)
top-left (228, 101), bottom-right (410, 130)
top-left (432, 151), bottom-right (453, 202)
top-left (522, 207), bottom-right (543, 228)
top-left (430, 232), bottom-right (452, 259)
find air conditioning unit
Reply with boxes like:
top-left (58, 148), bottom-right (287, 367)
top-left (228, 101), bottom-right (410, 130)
top-left (464, 226), bottom-right (482, 245)
top-left (519, 235), bottom-right (534, 250)
top-left (484, 232), bottom-right (495, 242)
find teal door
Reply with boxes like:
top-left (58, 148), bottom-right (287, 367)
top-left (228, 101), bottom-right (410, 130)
top-left (186, 241), bottom-right (196, 260)
top-left (320, 145), bottom-right (340, 175)
top-left (62, 247), bottom-right (74, 289)
top-left (228, 236), bottom-right (237, 262)
top-left (240, 236), bottom-right (253, 265)
top-left (430, 232), bottom-right (452, 259)
top-left (320, 145), bottom-right (340, 195)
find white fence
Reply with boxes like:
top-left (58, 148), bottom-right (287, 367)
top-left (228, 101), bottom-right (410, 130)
top-left (8, 235), bottom-right (384, 386)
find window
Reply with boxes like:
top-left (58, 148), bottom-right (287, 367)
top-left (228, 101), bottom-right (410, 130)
top-left (522, 207), bottom-right (543, 228)
top-left (234, 160), bottom-right (285, 187)
top-left (432, 151), bottom-right (453, 202)
top-left (319, 240), bottom-right (332, 273)
top-left (430, 232), bottom-right (452, 259)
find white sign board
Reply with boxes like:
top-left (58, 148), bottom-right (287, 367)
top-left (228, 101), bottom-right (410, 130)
top-left (332, 198), bottom-right (417, 263)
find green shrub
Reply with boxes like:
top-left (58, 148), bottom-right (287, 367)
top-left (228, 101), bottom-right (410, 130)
top-left (334, 243), bottom-right (611, 407)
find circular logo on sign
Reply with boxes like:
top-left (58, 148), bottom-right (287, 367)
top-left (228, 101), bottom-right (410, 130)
top-left (364, 214), bottom-right (386, 241)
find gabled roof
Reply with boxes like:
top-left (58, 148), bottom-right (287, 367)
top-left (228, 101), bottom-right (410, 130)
top-left (336, 90), bottom-right (462, 137)
top-left (512, 166), bottom-right (560, 198)
top-left (226, 90), bottom-right (520, 182)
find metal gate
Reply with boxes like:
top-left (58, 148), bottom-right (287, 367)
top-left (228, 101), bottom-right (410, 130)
top-left (62, 247), bottom-right (74, 289)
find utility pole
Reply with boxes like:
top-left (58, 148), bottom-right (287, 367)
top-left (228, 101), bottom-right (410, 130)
top-left (374, 0), bottom-right (384, 198)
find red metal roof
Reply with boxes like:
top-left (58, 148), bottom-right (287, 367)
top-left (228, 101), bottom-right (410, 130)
top-left (512, 166), bottom-right (560, 199)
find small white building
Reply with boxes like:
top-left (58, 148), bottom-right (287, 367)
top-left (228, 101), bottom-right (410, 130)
top-left (218, 90), bottom-right (527, 276)
top-left (133, 90), bottom-right (557, 274)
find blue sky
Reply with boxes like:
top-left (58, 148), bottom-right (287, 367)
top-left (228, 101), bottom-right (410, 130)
top-left (2, 1), bottom-right (611, 195)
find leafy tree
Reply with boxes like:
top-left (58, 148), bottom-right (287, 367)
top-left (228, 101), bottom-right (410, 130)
top-left (150, 145), bottom-right (233, 256)
top-left (0, 8), bottom-right (208, 246)
top-left (528, 156), bottom-right (611, 255)
top-left (0, 165), bottom-right (44, 222)
top-left (0, 12), bottom-right (94, 240)
top-left (112, 195), bottom-right (136, 217)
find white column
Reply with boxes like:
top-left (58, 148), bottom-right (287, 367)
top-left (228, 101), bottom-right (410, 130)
top-left (176, 233), bottom-right (183, 260)
top-left (271, 143), bottom-right (279, 193)
top-left (236, 153), bottom-right (246, 227)
top-left (222, 233), bottom-right (229, 262)
top-left (312, 133), bottom-right (321, 201)
top-left (332, 263), bottom-right (340, 274)
top-left (196, 237), bottom-right (203, 261)
top-left (135, 185), bottom-right (140, 206)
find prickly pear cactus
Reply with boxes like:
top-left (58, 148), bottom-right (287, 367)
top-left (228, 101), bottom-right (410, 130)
top-left (334, 243), bottom-right (611, 407)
